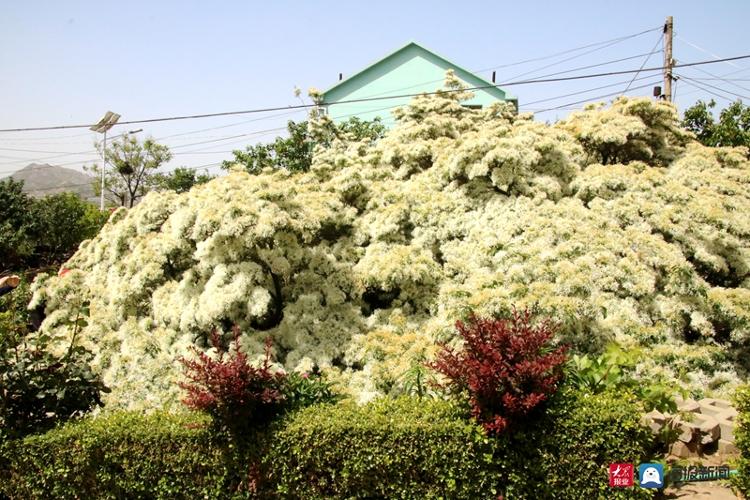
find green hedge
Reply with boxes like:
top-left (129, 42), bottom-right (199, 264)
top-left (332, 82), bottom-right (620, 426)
top-left (268, 397), bottom-right (499, 498)
top-left (269, 390), bottom-right (653, 499)
top-left (0, 411), bottom-right (229, 499)
top-left (733, 384), bottom-right (750, 495)
top-left (1, 389), bottom-right (654, 499)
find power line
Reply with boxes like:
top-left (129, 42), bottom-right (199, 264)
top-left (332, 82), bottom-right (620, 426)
top-left (476, 26), bottom-right (662, 73)
top-left (505, 38), bottom-right (651, 83)
top-left (676, 35), bottom-right (745, 70)
top-left (535, 80), bottom-right (661, 113)
top-left (623, 33), bottom-right (662, 93)
top-left (677, 75), bottom-right (738, 103)
top-left (2, 54), bottom-right (748, 134)
top-left (677, 75), bottom-right (746, 102)
top-left (520, 74), bottom-right (655, 108)
top-left (338, 26), bottom-right (662, 101)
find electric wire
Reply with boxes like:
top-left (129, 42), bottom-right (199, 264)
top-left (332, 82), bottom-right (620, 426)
top-left (678, 74), bottom-right (748, 100)
top-left (623, 34), bottom-right (662, 93)
top-left (2, 54), bottom-right (748, 134)
top-left (343, 26), bottom-right (663, 100)
top-left (676, 75), bottom-right (738, 102)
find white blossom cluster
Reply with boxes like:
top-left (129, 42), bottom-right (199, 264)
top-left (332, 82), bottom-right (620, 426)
top-left (31, 75), bottom-right (750, 408)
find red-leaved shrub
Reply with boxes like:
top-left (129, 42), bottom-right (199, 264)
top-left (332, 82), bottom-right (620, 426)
top-left (178, 326), bottom-right (286, 431)
top-left (429, 309), bottom-right (568, 435)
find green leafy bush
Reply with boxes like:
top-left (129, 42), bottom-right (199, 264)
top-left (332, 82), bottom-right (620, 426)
top-left (269, 389), bottom-right (653, 499)
top-left (0, 411), bottom-right (228, 499)
top-left (2, 388), bottom-right (654, 499)
top-left (268, 397), bottom-right (500, 499)
top-left (499, 387), bottom-right (654, 499)
top-left (0, 180), bottom-right (108, 270)
top-left (0, 290), bottom-right (107, 439)
top-left (568, 344), bottom-right (677, 413)
top-left (732, 384), bottom-right (750, 495)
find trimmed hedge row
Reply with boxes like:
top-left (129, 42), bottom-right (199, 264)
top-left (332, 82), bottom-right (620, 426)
top-left (0, 411), bottom-right (229, 499)
top-left (1, 388), bottom-right (654, 499)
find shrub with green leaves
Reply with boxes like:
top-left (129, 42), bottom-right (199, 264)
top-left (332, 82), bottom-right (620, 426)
top-left (0, 289), bottom-right (107, 439)
top-left (0, 411), bottom-right (229, 499)
top-left (567, 344), bottom-right (677, 413)
top-left (1, 387), bottom-right (654, 499)
top-left (269, 389), bottom-right (653, 499)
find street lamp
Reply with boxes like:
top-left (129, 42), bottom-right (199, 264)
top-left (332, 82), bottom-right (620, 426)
top-left (90, 111), bottom-right (121, 210)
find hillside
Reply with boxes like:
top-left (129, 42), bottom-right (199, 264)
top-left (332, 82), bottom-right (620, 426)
top-left (7, 163), bottom-right (97, 203)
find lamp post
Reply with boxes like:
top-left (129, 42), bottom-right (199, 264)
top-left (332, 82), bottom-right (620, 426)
top-left (90, 111), bottom-right (121, 210)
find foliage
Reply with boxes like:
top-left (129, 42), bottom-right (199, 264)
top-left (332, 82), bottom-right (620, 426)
top-left (0, 179), bottom-right (108, 270)
top-left (179, 327), bottom-right (285, 433)
top-left (0, 388), bottom-right (654, 499)
top-left (28, 192), bottom-right (109, 266)
top-left (682, 99), bottom-right (750, 148)
top-left (733, 384), bottom-right (750, 495)
top-left (0, 179), bottom-right (35, 270)
top-left (269, 397), bottom-right (500, 499)
top-left (151, 167), bottom-right (214, 194)
top-left (498, 386), bottom-right (654, 499)
top-left (0, 292), bottom-right (107, 438)
top-left (559, 96), bottom-right (689, 166)
top-left (271, 389), bottom-right (653, 499)
top-left (282, 371), bottom-right (339, 412)
top-left (429, 310), bottom-right (567, 434)
top-left (567, 344), bottom-right (677, 413)
top-left (85, 133), bottom-right (172, 207)
top-left (0, 410), bottom-right (230, 499)
top-left (30, 74), bottom-right (750, 409)
top-left (222, 117), bottom-right (385, 174)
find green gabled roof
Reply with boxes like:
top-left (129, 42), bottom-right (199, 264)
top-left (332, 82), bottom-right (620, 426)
top-left (321, 41), bottom-right (516, 103)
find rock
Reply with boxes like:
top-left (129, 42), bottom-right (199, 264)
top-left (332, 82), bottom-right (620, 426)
top-left (698, 398), bottom-right (733, 418)
top-left (645, 409), bottom-right (666, 424)
top-left (675, 396), bottom-right (701, 413)
top-left (670, 440), bottom-right (700, 458)
top-left (642, 409), bottom-right (668, 434)
top-left (718, 439), bottom-right (739, 456)
top-left (676, 419), bottom-right (697, 443)
top-left (715, 409), bottom-right (737, 443)
top-left (693, 413), bottom-right (720, 444)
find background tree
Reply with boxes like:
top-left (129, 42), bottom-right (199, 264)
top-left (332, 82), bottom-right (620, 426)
top-left (223, 117), bottom-right (385, 174)
top-left (86, 134), bottom-right (172, 207)
top-left (0, 179), bottom-right (108, 271)
top-left (682, 99), bottom-right (750, 148)
top-left (151, 167), bottom-right (214, 194)
top-left (28, 192), bottom-right (109, 266)
top-left (0, 179), bottom-right (35, 271)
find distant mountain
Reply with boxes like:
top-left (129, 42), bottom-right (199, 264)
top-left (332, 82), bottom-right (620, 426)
top-left (6, 163), bottom-right (98, 204)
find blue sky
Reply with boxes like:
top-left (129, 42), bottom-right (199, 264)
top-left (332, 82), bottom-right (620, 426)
top-left (1, 0), bottom-right (748, 178)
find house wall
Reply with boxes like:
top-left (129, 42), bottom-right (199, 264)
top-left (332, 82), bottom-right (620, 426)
top-left (322, 44), bottom-right (514, 127)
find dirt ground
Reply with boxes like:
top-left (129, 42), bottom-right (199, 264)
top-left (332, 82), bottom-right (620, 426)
top-left (663, 482), bottom-right (739, 499)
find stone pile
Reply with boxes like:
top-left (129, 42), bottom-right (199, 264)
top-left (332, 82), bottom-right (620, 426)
top-left (641, 397), bottom-right (738, 459)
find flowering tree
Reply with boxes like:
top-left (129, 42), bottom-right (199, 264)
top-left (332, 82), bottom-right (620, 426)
top-left (31, 72), bottom-right (750, 409)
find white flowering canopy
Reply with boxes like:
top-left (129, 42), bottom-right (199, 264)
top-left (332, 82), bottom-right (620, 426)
top-left (31, 74), bottom-right (750, 408)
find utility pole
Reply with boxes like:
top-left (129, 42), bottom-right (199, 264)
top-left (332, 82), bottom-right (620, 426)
top-left (663, 16), bottom-right (674, 102)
